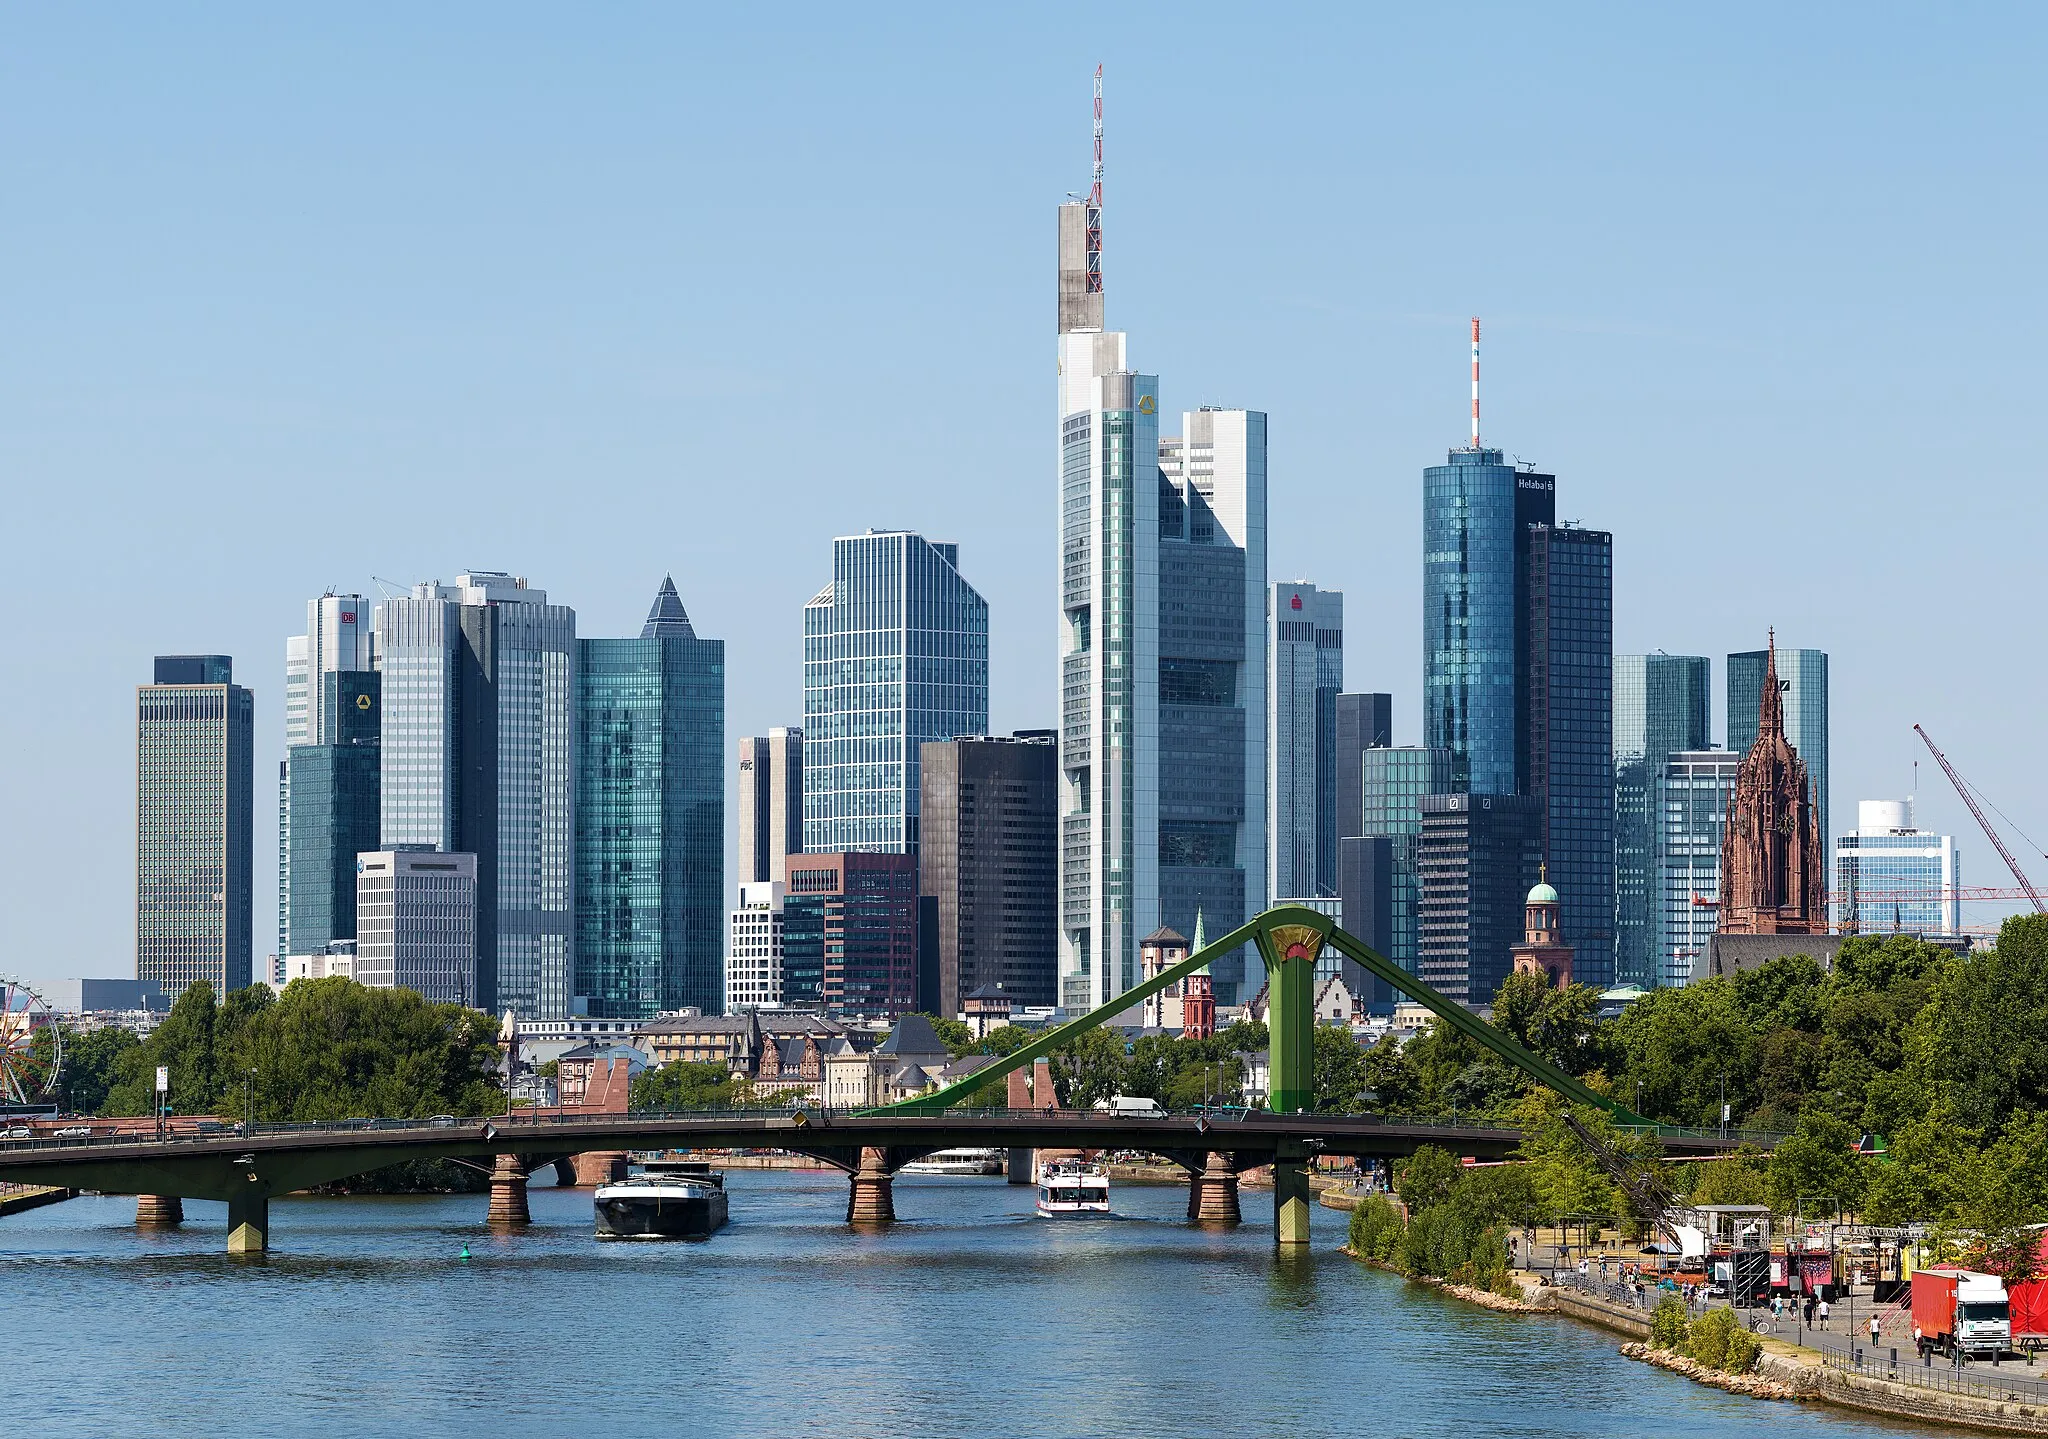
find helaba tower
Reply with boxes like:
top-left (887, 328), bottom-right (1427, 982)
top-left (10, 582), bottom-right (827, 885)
top-left (1055, 71), bottom-right (1267, 1011)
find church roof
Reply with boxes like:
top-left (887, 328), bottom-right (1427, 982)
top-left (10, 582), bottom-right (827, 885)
top-left (1141, 926), bottom-right (1188, 947)
top-left (1527, 881), bottom-right (1560, 905)
top-left (641, 576), bottom-right (697, 640)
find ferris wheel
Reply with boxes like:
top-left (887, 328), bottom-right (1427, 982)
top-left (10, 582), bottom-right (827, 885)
top-left (0, 976), bottom-right (61, 1107)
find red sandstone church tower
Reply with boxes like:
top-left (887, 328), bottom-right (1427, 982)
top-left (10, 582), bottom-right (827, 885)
top-left (1510, 870), bottom-right (1574, 989)
top-left (1719, 634), bottom-right (1827, 935)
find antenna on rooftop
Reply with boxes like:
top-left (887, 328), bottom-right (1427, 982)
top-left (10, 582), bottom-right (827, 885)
top-left (1470, 317), bottom-right (1482, 449)
top-left (1086, 66), bottom-right (1104, 298)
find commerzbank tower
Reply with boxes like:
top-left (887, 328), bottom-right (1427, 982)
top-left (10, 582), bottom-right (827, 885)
top-left (1054, 71), bottom-right (1267, 1013)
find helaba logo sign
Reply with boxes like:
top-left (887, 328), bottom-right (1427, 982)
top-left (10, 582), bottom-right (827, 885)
top-left (1516, 477), bottom-right (1553, 492)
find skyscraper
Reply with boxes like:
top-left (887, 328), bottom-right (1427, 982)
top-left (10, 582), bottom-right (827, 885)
top-left (575, 578), bottom-right (725, 1018)
top-left (1836, 799), bottom-right (1961, 937)
top-left (1525, 522), bottom-right (1614, 987)
top-left (918, 732), bottom-right (1059, 1016)
top-left (782, 851), bottom-right (923, 1020)
top-left (1613, 655), bottom-right (1710, 988)
top-left (354, 848), bottom-right (477, 1004)
top-left (279, 594), bottom-right (373, 959)
top-left (802, 532), bottom-right (988, 857)
top-left (284, 670), bottom-right (380, 955)
top-left (1269, 582), bottom-right (1343, 902)
top-left (1728, 644), bottom-right (1829, 848)
top-left (1333, 692), bottom-right (1394, 844)
top-left (1358, 746), bottom-right (1455, 980)
top-left (1659, 749), bottom-right (1740, 985)
top-left (137, 655), bottom-right (254, 999)
top-left (375, 572), bottom-right (577, 1017)
top-left (1416, 792), bottom-right (1542, 1007)
top-left (736, 727), bottom-right (803, 886)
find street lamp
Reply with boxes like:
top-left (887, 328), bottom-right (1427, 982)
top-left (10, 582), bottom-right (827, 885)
top-left (244, 1068), bottom-right (258, 1135)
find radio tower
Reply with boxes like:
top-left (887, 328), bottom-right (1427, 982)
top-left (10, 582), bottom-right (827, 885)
top-left (1470, 316), bottom-right (1482, 449)
top-left (1086, 65), bottom-right (1103, 297)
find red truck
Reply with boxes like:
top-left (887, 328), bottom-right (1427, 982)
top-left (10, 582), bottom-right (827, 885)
top-left (1913, 1268), bottom-right (2011, 1359)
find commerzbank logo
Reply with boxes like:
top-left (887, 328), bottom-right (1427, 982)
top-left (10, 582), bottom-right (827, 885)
top-left (1137, 394), bottom-right (1156, 415)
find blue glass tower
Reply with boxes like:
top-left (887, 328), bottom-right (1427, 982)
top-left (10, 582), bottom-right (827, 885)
top-left (1613, 655), bottom-right (1710, 987)
top-left (285, 671), bottom-right (381, 955)
top-left (803, 532), bottom-right (988, 857)
top-left (1728, 646), bottom-right (1829, 849)
top-left (574, 578), bottom-right (725, 1017)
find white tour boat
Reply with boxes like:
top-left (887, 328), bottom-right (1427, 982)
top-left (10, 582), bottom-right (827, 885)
top-left (1036, 1158), bottom-right (1111, 1217)
top-left (899, 1147), bottom-right (1006, 1177)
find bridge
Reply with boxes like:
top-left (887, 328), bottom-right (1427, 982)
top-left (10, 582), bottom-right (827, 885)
top-left (0, 907), bottom-right (1773, 1253)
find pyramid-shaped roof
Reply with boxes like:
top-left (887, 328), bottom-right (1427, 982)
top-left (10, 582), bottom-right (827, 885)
top-left (641, 576), bottom-right (697, 640)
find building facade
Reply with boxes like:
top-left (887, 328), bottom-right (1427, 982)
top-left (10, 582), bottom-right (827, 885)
top-left (1613, 655), bottom-right (1711, 988)
top-left (918, 733), bottom-right (1059, 1016)
top-left (575, 578), bottom-right (725, 1018)
top-left (375, 572), bottom-right (577, 1017)
top-left (1415, 792), bottom-right (1541, 1007)
top-left (1720, 640), bottom-right (1827, 936)
top-left (1659, 749), bottom-right (1740, 986)
top-left (1524, 522), bottom-right (1614, 988)
top-left (802, 532), bottom-right (988, 858)
top-left (1836, 799), bottom-right (1961, 937)
top-left (284, 670), bottom-right (381, 955)
top-left (1729, 644), bottom-right (1829, 848)
top-left (1357, 746), bottom-right (1454, 980)
top-left (1269, 582), bottom-right (1343, 903)
top-left (736, 727), bottom-right (803, 886)
top-left (138, 655), bottom-right (255, 1000)
top-left (354, 848), bottom-right (477, 1004)
top-left (724, 881), bottom-right (786, 1011)
top-left (280, 594), bottom-right (374, 959)
top-left (1333, 692), bottom-right (1394, 843)
top-left (783, 851), bottom-right (923, 1020)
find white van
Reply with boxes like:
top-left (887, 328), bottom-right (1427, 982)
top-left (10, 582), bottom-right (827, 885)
top-left (1094, 1095), bottom-right (1165, 1119)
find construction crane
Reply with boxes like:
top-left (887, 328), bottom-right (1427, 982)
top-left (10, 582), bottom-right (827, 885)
top-left (1915, 724), bottom-right (2046, 915)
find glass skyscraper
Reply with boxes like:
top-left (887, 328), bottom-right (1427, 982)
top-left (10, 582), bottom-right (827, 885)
top-left (1658, 749), bottom-right (1740, 987)
top-left (574, 578), bottom-right (726, 1018)
top-left (1360, 746), bottom-right (1455, 975)
top-left (802, 532), bottom-right (988, 858)
top-left (1835, 799), bottom-right (1960, 936)
top-left (1613, 655), bottom-right (1710, 988)
top-left (1269, 581), bottom-right (1343, 902)
top-left (137, 655), bottom-right (254, 999)
top-left (285, 671), bottom-right (381, 955)
top-left (279, 593), bottom-right (372, 962)
top-left (1422, 448), bottom-right (1554, 795)
top-left (1729, 645), bottom-right (1829, 847)
top-left (375, 572), bottom-right (577, 1017)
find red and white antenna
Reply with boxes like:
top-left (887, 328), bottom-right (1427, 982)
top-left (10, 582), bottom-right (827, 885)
top-left (1086, 65), bottom-right (1104, 296)
top-left (1470, 316), bottom-right (1482, 449)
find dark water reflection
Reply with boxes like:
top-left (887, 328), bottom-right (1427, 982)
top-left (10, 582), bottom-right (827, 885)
top-left (4, 1171), bottom-right (1941, 1438)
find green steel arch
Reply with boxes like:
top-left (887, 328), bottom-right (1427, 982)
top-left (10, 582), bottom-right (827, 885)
top-left (876, 905), bottom-right (1647, 1124)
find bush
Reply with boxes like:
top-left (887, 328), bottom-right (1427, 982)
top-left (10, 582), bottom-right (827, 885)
top-left (1685, 1305), bottom-right (1736, 1370)
top-left (1650, 1295), bottom-right (1690, 1350)
top-left (1723, 1326), bottom-right (1762, 1374)
top-left (1347, 1195), bottom-right (1404, 1262)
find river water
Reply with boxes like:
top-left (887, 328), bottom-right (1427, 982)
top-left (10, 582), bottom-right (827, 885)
top-left (6, 1170), bottom-right (1940, 1439)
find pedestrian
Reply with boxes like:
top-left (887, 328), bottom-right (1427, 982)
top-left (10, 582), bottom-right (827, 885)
top-left (1804, 1293), bottom-right (1816, 1326)
top-left (1818, 1297), bottom-right (1830, 1330)
top-left (1772, 1294), bottom-right (1785, 1326)
top-left (1869, 1314), bottom-right (1881, 1348)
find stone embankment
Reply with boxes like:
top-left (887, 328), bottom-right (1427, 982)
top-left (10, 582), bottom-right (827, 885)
top-left (1620, 1341), bottom-right (1798, 1400)
top-left (0, 1185), bottom-right (72, 1218)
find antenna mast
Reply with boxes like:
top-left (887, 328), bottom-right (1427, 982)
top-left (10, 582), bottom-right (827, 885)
top-left (1470, 317), bottom-right (1482, 449)
top-left (1086, 65), bottom-right (1103, 297)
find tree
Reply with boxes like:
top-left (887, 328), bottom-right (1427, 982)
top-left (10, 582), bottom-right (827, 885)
top-left (975, 1025), bottom-right (1033, 1058)
top-left (913, 1014), bottom-right (977, 1058)
top-left (632, 1060), bottom-right (746, 1111)
top-left (56, 1025), bottom-right (140, 1115)
top-left (1766, 1110), bottom-right (1868, 1213)
top-left (1049, 1026), bottom-right (1127, 1108)
top-left (1687, 1146), bottom-right (1769, 1207)
top-left (1396, 1144), bottom-right (1460, 1216)
top-left (1312, 1025), bottom-right (1370, 1111)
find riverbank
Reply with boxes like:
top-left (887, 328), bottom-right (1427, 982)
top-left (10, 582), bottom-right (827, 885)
top-left (0, 1185), bottom-right (71, 1218)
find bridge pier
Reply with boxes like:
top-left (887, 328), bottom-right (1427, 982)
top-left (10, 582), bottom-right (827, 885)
top-left (1272, 1161), bottom-right (1312, 1247)
top-left (551, 1157), bottom-right (577, 1187)
top-left (1186, 1151), bottom-right (1241, 1225)
top-left (572, 1151), bottom-right (629, 1187)
top-left (136, 1194), bottom-right (184, 1227)
top-left (487, 1154), bottom-right (530, 1228)
top-left (846, 1147), bottom-right (895, 1226)
top-left (226, 1192), bottom-right (268, 1254)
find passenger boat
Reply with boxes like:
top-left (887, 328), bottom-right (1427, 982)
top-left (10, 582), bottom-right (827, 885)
top-left (594, 1161), bottom-right (728, 1240)
top-left (899, 1147), bottom-right (1006, 1176)
top-left (1036, 1159), bottom-right (1111, 1217)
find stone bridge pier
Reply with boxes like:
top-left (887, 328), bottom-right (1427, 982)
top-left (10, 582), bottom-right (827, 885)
top-left (1184, 1151), bottom-right (1242, 1225)
top-left (135, 1194), bottom-right (184, 1227)
top-left (487, 1154), bottom-right (531, 1228)
top-left (846, 1147), bottom-right (895, 1226)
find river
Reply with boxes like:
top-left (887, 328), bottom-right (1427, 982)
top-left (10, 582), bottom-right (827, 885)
top-left (5, 1169), bottom-right (1942, 1438)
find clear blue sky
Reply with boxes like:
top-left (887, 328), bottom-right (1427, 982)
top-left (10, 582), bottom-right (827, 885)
top-left (4, 5), bottom-right (2043, 988)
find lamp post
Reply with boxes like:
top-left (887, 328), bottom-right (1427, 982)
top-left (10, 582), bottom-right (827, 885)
top-left (244, 1068), bottom-right (258, 1135)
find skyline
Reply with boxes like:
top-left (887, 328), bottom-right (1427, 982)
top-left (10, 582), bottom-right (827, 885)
top-left (7, 7), bottom-right (2045, 986)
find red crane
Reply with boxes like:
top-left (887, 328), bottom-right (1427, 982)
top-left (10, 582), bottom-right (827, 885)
top-left (1914, 724), bottom-right (2046, 915)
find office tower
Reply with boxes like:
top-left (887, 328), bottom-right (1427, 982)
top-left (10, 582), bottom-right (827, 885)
top-left (781, 852), bottom-right (922, 1020)
top-left (575, 578), bottom-right (726, 1018)
top-left (1613, 655), bottom-right (1711, 988)
top-left (279, 594), bottom-right (373, 958)
top-left (285, 671), bottom-right (381, 954)
top-left (1728, 643), bottom-right (1829, 847)
top-left (1416, 793), bottom-right (1542, 1007)
top-left (1269, 582), bottom-right (1343, 902)
top-left (1836, 799), bottom-right (1960, 937)
top-left (918, 732), bottom-right (1059, 1017)
top-left (375, 572), bottom-right (577, 1018)
top-left (1660, 750), bottom-right (1740, 986)
top-left (1353, 746), bottom-right (1455, 981)
top-left (802, 532), bottom-right (988, 857)
top-left (1525, 522), bottom-right (1615, 987)
top-left (1333, 692), bottom-right (1394, 842)
top-left (137, 655), bottom-right (254, 998)
top-left (354, 848), bottom-right (477, 1004)
top-left (724, 882), bottom-right (786, 1012)
top-left (737, 728), bottom-right (803, 886)
top-left (1422, 448), bottom-right (1554, 796)
top-left (1720, 639), bottom-right (1826, 936)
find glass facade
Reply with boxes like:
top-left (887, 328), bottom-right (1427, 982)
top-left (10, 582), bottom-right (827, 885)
top-left (1613, 655), bottom-right (1710, 987)
top-left (1836, 803), bottom-right (1960, 936)
top-left (1269, 582), bottom-right (1343, 903)
top-left (803, 533), bottom-right (988, 858)
top-left (1526, 524), bottom-right (1615, 987)
top-left (575, 580), bottom-right (725, 1018)
top-left (1422, 448), bottom-right (1553, 795)
top-left (1729, 647), bottom-right (1829, 847)
top-left (137, 658), bottom-right (254, 999)
top-left (1361, 746), bottom-right (1454, 974)
top-left (1658, 750), bottom-right (1740, 987)
top-left (285, 671), bottom-right (381, 955)
top-left (783, 853), bottom-right (921, 1020)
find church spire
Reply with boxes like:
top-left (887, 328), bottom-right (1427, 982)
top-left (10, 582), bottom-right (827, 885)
top-left (1756, 627), bottom-right (1784, 742)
